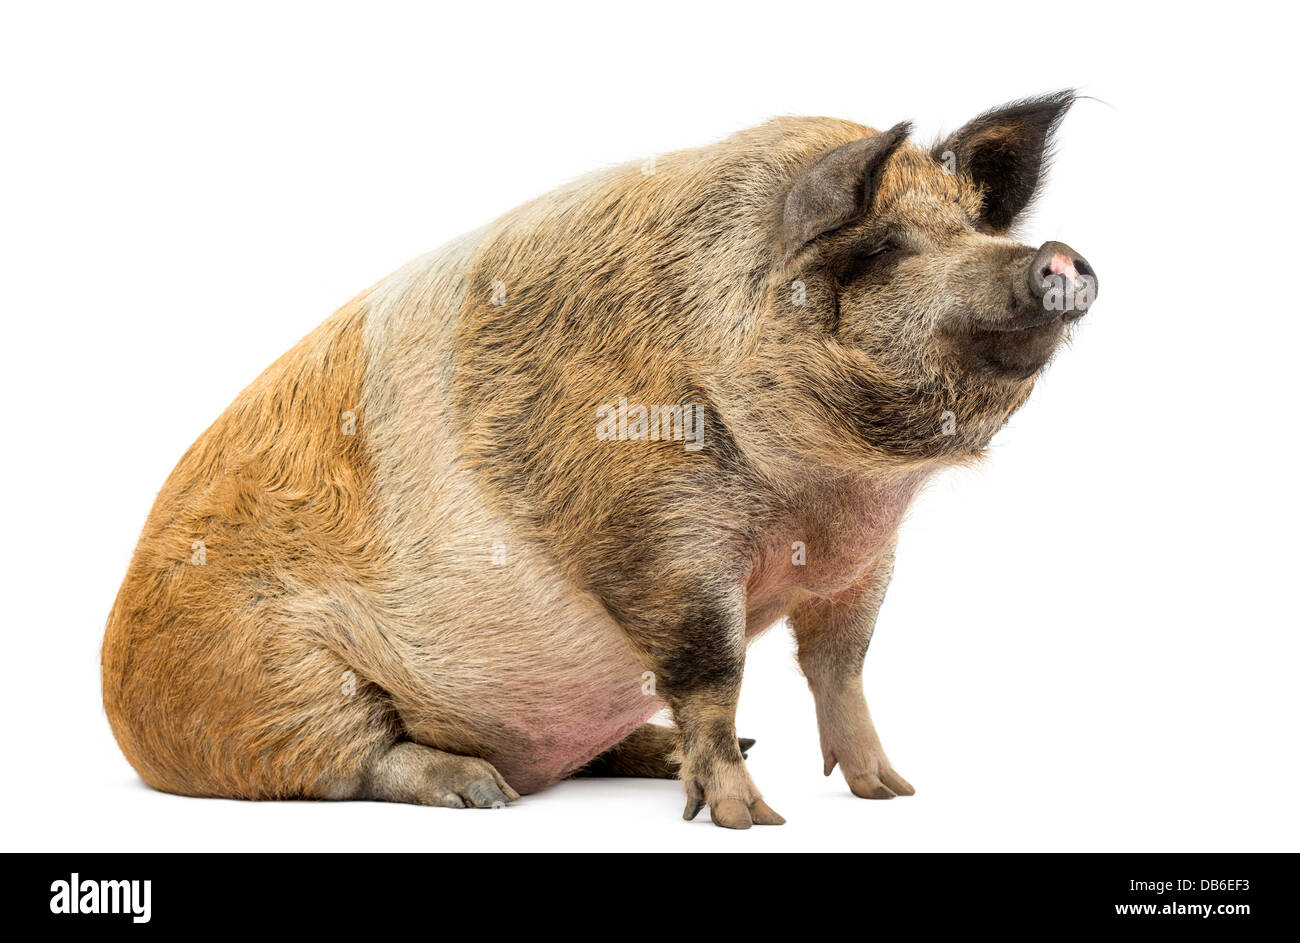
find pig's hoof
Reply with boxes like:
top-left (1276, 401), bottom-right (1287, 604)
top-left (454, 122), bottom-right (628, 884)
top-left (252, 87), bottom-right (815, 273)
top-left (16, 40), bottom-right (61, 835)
top-left (364, 742), bottom-right (521, 809)
top-left (428, 757), bottom-right (521, 809)
top-left (748, 798), bottom-right (786, 825)
top-left (847, 768), bottom-right (915, 800)
top-left (685, 793), bottom-right (786, 829)
top-left (707, 797), bottom-right (786, 829)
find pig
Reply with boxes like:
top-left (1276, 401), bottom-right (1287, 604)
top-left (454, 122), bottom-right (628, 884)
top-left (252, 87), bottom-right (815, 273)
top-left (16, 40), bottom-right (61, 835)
top-left (102, 91), bottom-right (1096, 828)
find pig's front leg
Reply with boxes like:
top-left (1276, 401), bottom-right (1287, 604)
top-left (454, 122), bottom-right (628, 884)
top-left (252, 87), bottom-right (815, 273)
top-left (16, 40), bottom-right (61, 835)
top-left (791, 549), bottom-right (915, 800)
top-left (642, 599), bottom-right (785, 829)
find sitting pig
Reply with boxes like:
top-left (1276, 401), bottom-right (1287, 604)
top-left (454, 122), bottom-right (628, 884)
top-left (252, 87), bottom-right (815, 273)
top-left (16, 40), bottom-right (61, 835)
top-left (102, 92), bottom-right (1095, 828)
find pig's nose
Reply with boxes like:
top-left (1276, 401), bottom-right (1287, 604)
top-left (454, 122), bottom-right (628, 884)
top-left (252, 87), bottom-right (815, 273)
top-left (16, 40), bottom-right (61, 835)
top-left (1026, 240), bottom-right (1097, 317)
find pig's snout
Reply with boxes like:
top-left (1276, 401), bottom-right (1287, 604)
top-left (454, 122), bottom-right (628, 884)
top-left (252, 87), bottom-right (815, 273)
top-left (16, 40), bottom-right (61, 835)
top-left (952, 239), bottom-right (1097, 378)
top-left (1024, 240), bottom-right (1096, 319)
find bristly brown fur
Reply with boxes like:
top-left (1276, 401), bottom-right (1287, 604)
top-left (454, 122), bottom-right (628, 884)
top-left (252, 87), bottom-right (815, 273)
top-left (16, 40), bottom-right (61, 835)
top-left (102, 296), bottom-right (401, 798)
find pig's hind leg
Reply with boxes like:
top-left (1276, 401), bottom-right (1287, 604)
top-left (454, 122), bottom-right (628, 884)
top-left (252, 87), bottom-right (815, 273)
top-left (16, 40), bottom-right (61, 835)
top-left (573, 723), bottom-right (755, 779)
top-left (359, 741), bottom-right (520, 809)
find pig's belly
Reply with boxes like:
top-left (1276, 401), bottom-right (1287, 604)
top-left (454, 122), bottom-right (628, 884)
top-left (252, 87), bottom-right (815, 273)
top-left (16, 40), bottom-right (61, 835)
top-left (489, 684), bottom-right (663, 795)
top-left (410, 606), bottom-right (664, 795)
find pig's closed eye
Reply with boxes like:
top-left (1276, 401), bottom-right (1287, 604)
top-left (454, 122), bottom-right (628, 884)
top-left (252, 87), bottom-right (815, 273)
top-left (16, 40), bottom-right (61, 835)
top-left (837, 240), bottom-right (896, 284)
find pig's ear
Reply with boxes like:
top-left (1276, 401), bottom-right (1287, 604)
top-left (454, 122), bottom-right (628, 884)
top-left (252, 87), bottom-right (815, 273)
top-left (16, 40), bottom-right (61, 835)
top-left (932, 90), bottom-right (1074, 232)
top-left (783, 122), bottom-right (911, 257)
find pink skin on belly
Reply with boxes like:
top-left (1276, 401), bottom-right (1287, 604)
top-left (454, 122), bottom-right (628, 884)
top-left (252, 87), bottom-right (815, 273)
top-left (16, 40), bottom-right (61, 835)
top-left (498, 702), bottom-right (664, 795)
top-left (484, 651), bottom-right (664, 794)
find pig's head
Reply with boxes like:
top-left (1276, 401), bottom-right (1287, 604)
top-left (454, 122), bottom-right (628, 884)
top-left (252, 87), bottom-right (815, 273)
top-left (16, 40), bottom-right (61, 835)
top-left (771, 91), bottom-right (1095, 464)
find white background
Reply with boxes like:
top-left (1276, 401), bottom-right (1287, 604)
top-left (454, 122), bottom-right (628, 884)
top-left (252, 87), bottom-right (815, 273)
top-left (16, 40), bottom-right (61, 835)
top-left (3, 1), bottom-right (1296, 852)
